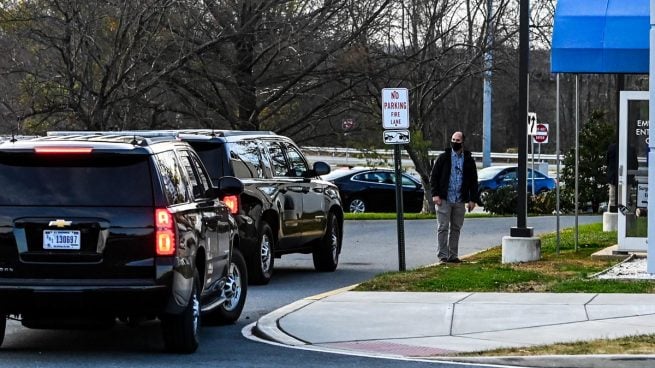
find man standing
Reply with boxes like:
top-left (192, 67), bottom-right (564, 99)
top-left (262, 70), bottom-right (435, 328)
top-left (430, 131), bottom-right (479, 263)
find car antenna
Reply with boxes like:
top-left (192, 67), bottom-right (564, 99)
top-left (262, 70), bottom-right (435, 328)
top-left (130, 135), bottom-right (147, 146)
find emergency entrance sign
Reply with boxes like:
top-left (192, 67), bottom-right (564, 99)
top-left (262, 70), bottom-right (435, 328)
top-left (382, 88), bottom-right (409, 129)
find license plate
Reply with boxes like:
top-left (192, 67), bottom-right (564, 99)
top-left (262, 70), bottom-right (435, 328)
top-left (43, 230), bottom-right (81, 250)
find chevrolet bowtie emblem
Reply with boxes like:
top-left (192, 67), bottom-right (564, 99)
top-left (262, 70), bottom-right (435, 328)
top-left (48, 219), bottom-right (72, 228)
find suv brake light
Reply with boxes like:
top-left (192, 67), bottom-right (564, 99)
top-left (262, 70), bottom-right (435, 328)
top-left (223, 195), bottom-right (239, 215)
top-left (155, 208), bottom-right (176, 256)
top-left (34, 147), bottom-right (93, 154)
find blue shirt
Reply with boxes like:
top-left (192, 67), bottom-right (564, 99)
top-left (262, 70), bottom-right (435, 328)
top-left (447, 150), bottom-right (464, 202)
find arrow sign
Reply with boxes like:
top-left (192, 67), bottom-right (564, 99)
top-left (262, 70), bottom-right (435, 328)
top-left (383, 129), bottom-right (410, 144)
top-left (527, 112), bottom-right (537, 136)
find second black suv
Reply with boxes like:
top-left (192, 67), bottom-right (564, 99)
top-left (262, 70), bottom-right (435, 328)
top-left (49, 130), bottom-right (345, 285)
top-left (0, 135), bottom-right (247, 353)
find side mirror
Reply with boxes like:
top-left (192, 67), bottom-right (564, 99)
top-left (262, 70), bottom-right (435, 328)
top-left (312, 161), bottom-right (331, 176)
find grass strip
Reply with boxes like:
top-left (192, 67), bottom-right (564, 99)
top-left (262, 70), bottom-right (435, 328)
top-left (355, 223), bottom-right (655, 293)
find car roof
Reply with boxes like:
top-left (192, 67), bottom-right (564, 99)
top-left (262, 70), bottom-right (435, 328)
top-left (478, 165), bottom-right (549, 176)
top-left (323, 166), bottom-right (415, 181)
top-left (0, 135), bottom-right (183, 155)
top-left (47, 129), bottom-right (281, 143)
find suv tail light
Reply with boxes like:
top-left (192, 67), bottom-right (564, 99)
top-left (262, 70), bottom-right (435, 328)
top-left (223, 195), bottom-right (239, 215)
top-left (155, 208), bottom-right (175, 256)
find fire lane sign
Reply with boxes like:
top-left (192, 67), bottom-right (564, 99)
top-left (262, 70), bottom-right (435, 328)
top-left (382, 88), bottom-right (409, 129)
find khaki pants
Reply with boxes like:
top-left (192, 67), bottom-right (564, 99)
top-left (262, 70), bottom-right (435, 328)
top-left (436, 201), bottom-right (466, 261)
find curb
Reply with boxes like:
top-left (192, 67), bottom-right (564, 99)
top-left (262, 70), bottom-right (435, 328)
top-left (253, 284), bottom-right (358, 346)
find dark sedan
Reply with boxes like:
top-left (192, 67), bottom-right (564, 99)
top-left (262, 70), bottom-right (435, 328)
top-left (477, 165), bottom-right (557, 205)
top-left (323, 167), bottom-right (424, 213)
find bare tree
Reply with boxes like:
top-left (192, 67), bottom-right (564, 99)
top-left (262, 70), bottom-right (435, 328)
top-left (0, 0), bottom-right (223, 132)
top-left (164, 0), bottom-right (391, 141)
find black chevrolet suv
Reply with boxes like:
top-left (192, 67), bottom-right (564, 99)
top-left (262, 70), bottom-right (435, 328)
top-left (0, 135), bottom-right (247, 353)
top-left (49, 130), bottom-right (344, 285)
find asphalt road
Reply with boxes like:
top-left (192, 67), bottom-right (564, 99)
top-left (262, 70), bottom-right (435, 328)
top-left (0, 215), bottom-right (602, 368)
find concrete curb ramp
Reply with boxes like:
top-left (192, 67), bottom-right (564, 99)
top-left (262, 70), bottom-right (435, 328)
top-left (252, 291), bottom-right (655, 368)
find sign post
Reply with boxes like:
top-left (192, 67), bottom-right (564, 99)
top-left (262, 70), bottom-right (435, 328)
top-left (382, 88), bottom-right (409, 271)
top-left (532, 123), bottom-right (549, 194)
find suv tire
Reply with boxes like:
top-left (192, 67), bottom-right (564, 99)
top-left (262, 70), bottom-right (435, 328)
top-left (313, 212), bottom-right (340, 272)
top-left (161, 271), bottom-right (201, 354)
top-left (204, 249), bottom-right (247, 325)
top-left (250, 222), bottom-right (274, 285)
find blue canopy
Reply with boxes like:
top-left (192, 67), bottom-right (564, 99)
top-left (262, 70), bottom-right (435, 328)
top-left (551, 0), bottom-right (649, 74)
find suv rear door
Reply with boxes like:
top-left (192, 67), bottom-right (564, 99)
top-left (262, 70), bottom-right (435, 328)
top-left (262, 140), bottom-right (327, 248)
top-left (177, 149), bottom-right (231, 279)
top-left (283, 143), bottom-right (327, 242)
top-left (262, 140), bottom-right (304, 248)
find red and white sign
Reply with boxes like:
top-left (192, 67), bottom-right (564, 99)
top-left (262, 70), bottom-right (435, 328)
top-left (342, 118), bottom-right (355, 131)
top-left (382, 88), bottom-right (409, 129)
top-left (532, 123), bottom-right (549, 144)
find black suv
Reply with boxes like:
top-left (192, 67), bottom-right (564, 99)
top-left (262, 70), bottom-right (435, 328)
top-left (49, 130), bottom-right (344, 285)
top-left (0, 135), bottom-right (247, 353)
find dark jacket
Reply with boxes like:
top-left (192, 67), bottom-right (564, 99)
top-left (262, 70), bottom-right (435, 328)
top-left (430, 148), bottom-right (479, 203)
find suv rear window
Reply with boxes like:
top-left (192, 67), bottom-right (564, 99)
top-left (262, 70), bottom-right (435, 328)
top-left (188, 142), bottom-right (228, 182)
top-left (0, 155), bottom-right (153, 206)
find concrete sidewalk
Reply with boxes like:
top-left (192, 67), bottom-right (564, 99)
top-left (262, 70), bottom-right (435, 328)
top-left (252, 289), bottom-right (655, 367)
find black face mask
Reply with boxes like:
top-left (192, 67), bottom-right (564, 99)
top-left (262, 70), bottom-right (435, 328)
top-left (451, 142), bottom-right (462, 151)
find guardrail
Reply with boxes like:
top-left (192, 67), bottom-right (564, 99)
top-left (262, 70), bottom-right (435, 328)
top-left (302, 146), bottom-right (561, 171)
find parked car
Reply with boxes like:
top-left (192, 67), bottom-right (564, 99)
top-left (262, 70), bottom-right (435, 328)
top-left (477, 165), bottom-right (557, 205)
top-left (0, 135), bottom-right (247, 353)
top-left (47, 130), bottom-right (344, 285)
top-left (323, 167), bottom-right (424, 213)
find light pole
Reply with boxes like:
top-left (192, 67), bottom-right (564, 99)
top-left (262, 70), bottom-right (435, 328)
top-left (510, 0), bottom-right (533, 238)
top-left (482, 0), bottom-right (493, 168)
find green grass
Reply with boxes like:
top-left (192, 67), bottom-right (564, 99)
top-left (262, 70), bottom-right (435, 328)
top-left (461, 334), bottom-right (655, 356)
top-left (355, 223), bottom-right (655, 293)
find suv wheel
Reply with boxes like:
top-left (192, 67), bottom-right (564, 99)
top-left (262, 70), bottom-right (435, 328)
top-left (204, 249), bottom-right (248, 325)
top-left (161, 271), bottom-right (201, 354)
top-left (313, 212), bottom-right (340, 272)
top-left (250, 222), bottom-right (274, 285)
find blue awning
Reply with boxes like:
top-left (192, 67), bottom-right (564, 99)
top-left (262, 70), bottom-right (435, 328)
top-left (551, 0), bottom-right (649, 74)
